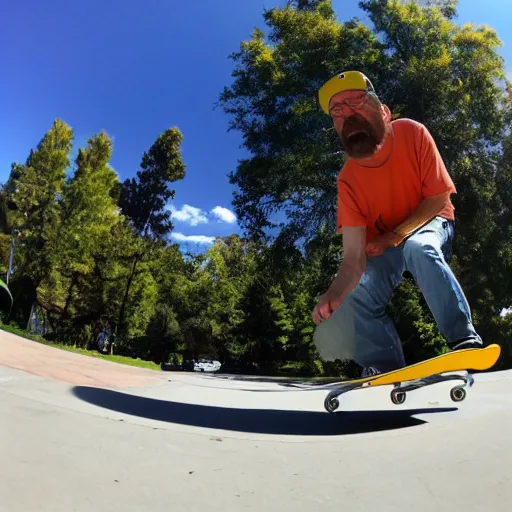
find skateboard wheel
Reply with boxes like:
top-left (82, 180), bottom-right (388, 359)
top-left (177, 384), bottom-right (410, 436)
top-left (450, 387), bottom-right (466, 402)
top-left (390, 389), bottom-right (406, 405)
top-left (324, 396), bottom-right (340, 413)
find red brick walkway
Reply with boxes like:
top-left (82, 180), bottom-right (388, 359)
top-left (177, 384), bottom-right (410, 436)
top-left (0, 330), bottom-right (164, 388)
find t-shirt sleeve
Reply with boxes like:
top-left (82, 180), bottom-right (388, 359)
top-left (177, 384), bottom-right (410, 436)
top-left (337, 178), bottom-right (366, 233)
top-left (418, 124), bottom-right (456, 197)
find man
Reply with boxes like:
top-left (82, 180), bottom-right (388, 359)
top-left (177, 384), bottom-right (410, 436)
top-left (312, 70), bottom-right (482, 376)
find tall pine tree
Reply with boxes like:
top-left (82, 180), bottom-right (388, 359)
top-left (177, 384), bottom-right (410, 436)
top-left (116, 127), bottom-right (186, 335)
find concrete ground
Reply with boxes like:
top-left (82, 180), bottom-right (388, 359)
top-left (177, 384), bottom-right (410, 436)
top-left (1, 331), bottom-right (511, 511)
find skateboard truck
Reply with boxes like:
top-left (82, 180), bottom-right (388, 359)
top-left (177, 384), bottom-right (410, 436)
top-left (324, 371), bottom-right (475, 413)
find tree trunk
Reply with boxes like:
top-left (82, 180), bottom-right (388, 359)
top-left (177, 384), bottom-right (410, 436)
top-left (61, 272), bottom-right (79, 321)
top-left (117, 254), bottom-right (140, 338)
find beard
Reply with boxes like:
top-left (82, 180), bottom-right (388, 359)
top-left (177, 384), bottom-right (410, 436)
top-left (339, 113), bottom-right (386, 159)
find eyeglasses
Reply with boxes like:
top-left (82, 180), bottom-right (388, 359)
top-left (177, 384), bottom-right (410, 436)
top-left (328, 91), bottom-right (369, 118)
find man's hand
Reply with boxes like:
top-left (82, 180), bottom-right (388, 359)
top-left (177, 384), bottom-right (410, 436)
top-left (365, 231), bottom-right (403, 258)
top-left (312, 286), bottom-right (343, 325)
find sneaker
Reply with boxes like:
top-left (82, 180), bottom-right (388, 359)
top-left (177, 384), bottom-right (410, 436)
top-left (449, 338), bottom-right (483, 351)
top-left (360, 366), bottom-right (381, 378)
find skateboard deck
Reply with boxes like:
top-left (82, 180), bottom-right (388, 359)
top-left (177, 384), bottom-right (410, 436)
top-left (322, 343), bottom-right (501, 413)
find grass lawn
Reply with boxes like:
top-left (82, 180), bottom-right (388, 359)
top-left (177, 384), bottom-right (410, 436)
top-left (0, 323), bottom-right (161, 371)
top-left (0, 322), bottom-right (348, 379)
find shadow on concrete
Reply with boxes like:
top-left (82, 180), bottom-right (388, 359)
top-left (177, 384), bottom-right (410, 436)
top-left (72, 386), bottom-right (457, 437)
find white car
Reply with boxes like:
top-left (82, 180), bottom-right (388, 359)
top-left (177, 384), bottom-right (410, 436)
top-left (193, 360), bottom-right (222, 373)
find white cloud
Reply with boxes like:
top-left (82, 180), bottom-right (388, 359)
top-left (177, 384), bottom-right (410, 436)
top-left (169, 204), bottom-right (208, 226)
top-left (170, 232), bottom-right (215, 245)
top-left (169, 203), bottom-right (237, 226)
top-left (211, 206), bottom-right (237, 224)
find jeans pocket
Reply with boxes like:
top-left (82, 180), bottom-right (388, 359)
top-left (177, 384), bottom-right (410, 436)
top-left (441, 220), bottom-right (454, 262)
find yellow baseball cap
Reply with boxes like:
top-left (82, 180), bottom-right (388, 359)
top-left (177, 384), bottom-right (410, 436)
top-left (318, 70), bottom-right (376, 115)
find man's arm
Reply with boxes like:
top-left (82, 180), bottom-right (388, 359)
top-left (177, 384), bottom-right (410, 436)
top-left (392, 191), bottom-right (451, 239)
top-left (365, 191), bottom-right (451, 258)
top-left (331, 226), bottom-right (367, 300)
top-left (313, 226), bottom-right (367, 324)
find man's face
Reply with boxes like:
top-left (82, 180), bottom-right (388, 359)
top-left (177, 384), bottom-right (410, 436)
top-left (329, 90), bottom-right (387, 159)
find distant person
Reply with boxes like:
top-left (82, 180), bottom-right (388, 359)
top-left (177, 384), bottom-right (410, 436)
top-left (312, 70), bottom-right (482, 376)
top-left (96, 319), bottom-right (112, 354)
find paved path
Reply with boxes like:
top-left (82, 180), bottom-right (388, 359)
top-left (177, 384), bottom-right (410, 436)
top-left (1, 332), bottom-right (511, 511)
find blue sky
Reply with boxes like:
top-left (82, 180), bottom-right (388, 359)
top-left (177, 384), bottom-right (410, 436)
top-left (1, 0), bottom-right (511, 250)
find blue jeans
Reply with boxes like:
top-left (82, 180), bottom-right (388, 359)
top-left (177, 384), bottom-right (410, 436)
top-left (314, 216), bottom-right (481, 372)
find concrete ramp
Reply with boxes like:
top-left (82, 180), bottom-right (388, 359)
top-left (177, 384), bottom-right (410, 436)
top-left (1, 331), bottom-right (511, 511)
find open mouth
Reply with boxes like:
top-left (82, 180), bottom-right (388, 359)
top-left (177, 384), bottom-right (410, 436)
top-left (346, 132), bottom-right (371, 149)
top-left (341, 123), bottom-right (378, 158)
top-left (345, 127), bottom-right (366, 138)
top-left (339, 113), bottom-right (385, 158)
top-left (342, 117), bottom-right (370, 140)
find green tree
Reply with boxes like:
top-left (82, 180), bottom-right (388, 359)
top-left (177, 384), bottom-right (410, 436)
top-left (139, 244), bottom-right (194, 363)
top-left (50, 131), bottom-right (122, 323)
top-left (218, 0), bottom-right (382, 241)
top-left (6, 119), bottom-right (73, 286)
top-left (119, 127), bottom-right (186, 238)
top-left (116, 127), bottom-right (186, 336)
top-left (219, 0), bottom-right (512, 363)
top-left (203, 235), bottom-right (256, 360)
top-left (268, 284), bottom-right (294, 346)
top-left (4, 119), bottom-right (73, 326)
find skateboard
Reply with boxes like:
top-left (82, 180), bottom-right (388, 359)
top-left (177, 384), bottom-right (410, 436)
top-left (322, 344), bottom-right (501, 413)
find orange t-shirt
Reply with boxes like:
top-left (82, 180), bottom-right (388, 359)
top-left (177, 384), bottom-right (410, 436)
top-left (337, 118), bottom-right (456, 243)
